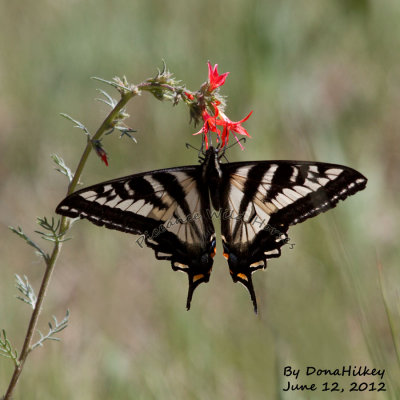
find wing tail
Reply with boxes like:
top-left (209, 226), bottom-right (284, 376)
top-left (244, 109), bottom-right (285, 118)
top-left (186, 272), bottom-right (210, 310)
top-left (231, 271), bottom-right (258, 314)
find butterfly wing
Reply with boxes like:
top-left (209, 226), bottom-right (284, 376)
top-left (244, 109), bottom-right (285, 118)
top-left (219, 160), bottom-right (367, 313)
top-left (56, 166), bottom-right (216, 310)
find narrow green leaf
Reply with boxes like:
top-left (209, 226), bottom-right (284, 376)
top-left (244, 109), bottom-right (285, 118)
top-left (51, 154), bottom-right (73, 182)
top-left (0, 329), bottom-right (19, 366)
top-left (9, 226), bottom-right (49, 261)
top-left (15, 274), bottom-right (37, 309)
top-left (31, 310), bottom-right (70, 352)
top-left (96, 89), bottom-right (117, 108)
top-left (60, 113), bottom-right (90, 137)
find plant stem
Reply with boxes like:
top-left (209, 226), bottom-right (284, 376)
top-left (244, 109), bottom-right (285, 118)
top-left (66, 89), bottom-right (136, 198)
top-left (3, 90), bottom-right (136, 400)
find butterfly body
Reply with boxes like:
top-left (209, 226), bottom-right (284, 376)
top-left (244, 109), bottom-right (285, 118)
top-left (56, 147), bottom-right (367, 313)
top-left (202, 146), bottom-right (223, 210)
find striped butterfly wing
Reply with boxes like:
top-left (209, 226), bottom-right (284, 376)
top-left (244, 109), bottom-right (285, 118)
top-left (219, 161), bottom-right (367, 313)
top-left (56, 166), bottom-right (216, 310)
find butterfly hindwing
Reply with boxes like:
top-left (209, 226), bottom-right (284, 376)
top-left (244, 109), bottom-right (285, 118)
top-left (219, 160), bottom-right (367, 313)
top-left (56, 166), bottom-right (216, 309)
top-left (56, 147), bottom-right (367, 313)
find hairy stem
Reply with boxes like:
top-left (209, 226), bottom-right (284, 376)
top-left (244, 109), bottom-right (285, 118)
top-left (3, 90), bottom-right (136, 400)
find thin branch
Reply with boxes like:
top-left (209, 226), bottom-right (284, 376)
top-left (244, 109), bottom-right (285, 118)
top-left (3, 81), bottom-right (139, 400)
top-left (3, 64), bottom-right (193, 399)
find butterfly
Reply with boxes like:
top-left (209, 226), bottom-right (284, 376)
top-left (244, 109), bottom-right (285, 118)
top-left (56, 146), bottom-right (367, 313)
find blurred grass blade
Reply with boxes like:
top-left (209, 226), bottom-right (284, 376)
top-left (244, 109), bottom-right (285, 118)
top-left (378, 262), bottom-right (400, 366)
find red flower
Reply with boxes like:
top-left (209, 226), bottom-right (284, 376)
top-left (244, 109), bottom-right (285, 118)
top-left (192, 62), bottom-right (252, 150)
top-left (207, 62), bottom-right (229, 92)
top-left (93, 140), bottom-right (109, 166)
top-left (218, 110), bottom-right (253, 150)
top-left (184, 91), bottom-right (194, 100)
top-left (99, 151), bottom-right (109, 166)
top-left (193, 103), bottom-right (221, 149)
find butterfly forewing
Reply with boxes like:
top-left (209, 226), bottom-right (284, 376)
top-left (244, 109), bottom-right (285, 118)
top-left (56, 166), bottom-right (216, 310)
top-left (219, 160), bottom-right (367, 313)
top-left (56, 146), bottom-right (367, 313)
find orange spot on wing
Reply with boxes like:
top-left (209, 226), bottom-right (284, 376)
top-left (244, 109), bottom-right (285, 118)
top-left (193, 274), bottom-right (204, 282)
top-left (237, 273), bottom-right (248, 281)
top-left (210, 247), bottom-right (217, 258)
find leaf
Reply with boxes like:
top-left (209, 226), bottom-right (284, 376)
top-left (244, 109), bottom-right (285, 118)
top-left (0, 330), bottom-right (19, 366)
top-left (91, 76), bottom-right (131, 93)
top-left (51, 154), bottom-right (73, 182)
top-left (95, 89), bottom-right (117, 108)
top-left (116, 126), bottom-right (137, 142)
top-left (35, 216), bottom-right (70, 243)
top-left (9, 226), bottom-right (49, 262)
top-left (31, 310), bottom-right (70, 352)
top-left (15, 274), bottom-right (37, 309)
top-left (60, 113), bottom-right (90, 137)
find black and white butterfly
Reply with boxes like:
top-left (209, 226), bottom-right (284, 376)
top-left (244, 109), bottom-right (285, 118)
top-left (56, 146), bottom-right (367, 313)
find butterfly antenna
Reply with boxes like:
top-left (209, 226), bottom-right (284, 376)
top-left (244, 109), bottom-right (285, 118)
top-left (218, 138), bottom-right (247, 162)
top-left (226, 137), bottom-right (247, 151)
top-left (185, 143), bottom-right (200, 152)
top-left (186, 143), bottom-right (205, 162)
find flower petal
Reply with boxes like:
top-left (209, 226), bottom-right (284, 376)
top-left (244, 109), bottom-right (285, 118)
top-left (207, 61), bottom-right (229, 92)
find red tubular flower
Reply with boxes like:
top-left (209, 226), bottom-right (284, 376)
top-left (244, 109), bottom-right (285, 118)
top-left (218, 110), bottom-right (253, 150)
top-left (193, 104), bottom-right (221, 149)
top-left (93, 140), bottom-right (109, 166)
top-left (99, 151), bottom-right (109, 166)
top-left (207, 62), bottom-right (229, 92)
top-left (193, 61), bottom-right (252, 150)
top-left (184, 91), bottom-right (194, 100)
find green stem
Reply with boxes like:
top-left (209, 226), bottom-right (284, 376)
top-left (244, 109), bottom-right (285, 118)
top-left (3, 89), bottom-right (137, 400)
top-left (67, 90), bottom-right (136, 197)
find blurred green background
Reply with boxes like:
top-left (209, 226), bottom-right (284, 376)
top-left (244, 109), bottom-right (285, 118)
top-left (1, 0), bottom-right (399, 399)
